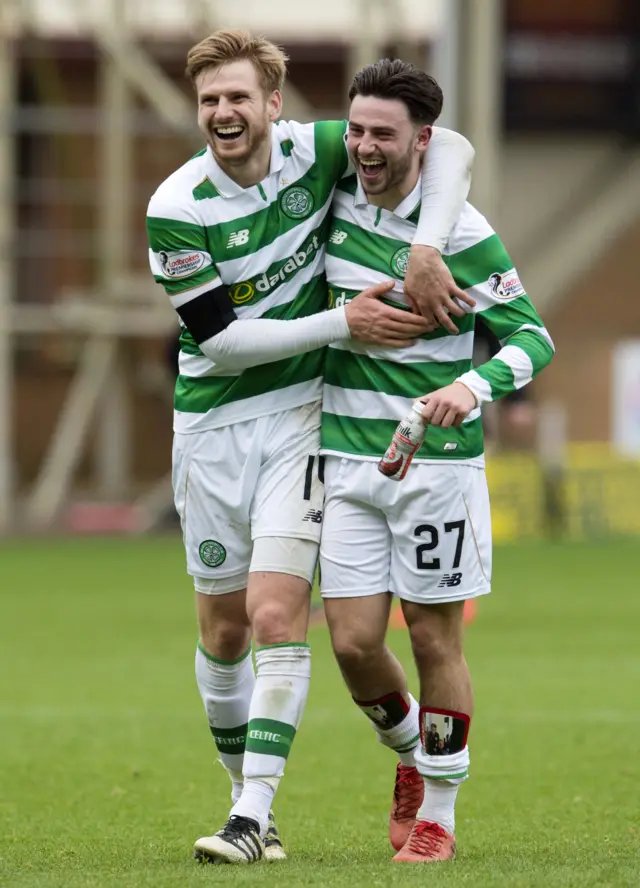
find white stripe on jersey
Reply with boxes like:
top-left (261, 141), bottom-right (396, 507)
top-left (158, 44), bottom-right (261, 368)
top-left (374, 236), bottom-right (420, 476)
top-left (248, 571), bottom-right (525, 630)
top-left (328, 330), bottom-right (475, 365)
top-left (178, 351), bottom-right (242, 379)
top-left (174, 380), bottom-right (323, 433)
top-left (322, 384), bottom-right (481, 425)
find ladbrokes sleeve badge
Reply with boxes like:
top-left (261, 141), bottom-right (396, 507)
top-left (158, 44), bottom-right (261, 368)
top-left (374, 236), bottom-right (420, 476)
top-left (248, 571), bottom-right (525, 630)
top-left (488, 268), bottom-right (525, 300)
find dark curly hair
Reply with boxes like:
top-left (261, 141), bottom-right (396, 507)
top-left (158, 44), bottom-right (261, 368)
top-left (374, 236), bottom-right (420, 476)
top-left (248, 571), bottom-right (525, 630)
top-left (349, 58), bottom-right (443, 126)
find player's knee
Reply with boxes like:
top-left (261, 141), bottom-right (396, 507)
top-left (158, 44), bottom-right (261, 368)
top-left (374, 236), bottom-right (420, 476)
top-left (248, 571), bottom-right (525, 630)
top-left (251, 602), bottom-right (296, 646)
top-left (201, 621), bottom-right (251, 662)
top-left (331, 630), bottom-right (383, 673)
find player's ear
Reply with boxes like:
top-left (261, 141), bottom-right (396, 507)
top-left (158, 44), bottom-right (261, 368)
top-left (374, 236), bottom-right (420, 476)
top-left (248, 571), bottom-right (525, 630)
top-left (416, 124), bottom-right (432, 153)
top-left (268, 89), bottom-right (283, 122)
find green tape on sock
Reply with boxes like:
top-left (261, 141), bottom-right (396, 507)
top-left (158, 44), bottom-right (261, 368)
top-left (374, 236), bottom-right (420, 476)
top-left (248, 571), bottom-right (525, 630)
top-left (245, 718), bottom-right (297, 759)
top-left (209, 723), bottom-right (248, 756)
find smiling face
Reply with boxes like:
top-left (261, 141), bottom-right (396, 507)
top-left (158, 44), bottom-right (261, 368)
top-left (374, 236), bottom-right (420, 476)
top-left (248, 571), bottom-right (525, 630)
top-left (195, 59), bottom-right (282, 170)
top-left (347, 94), bottom-right (431, 203)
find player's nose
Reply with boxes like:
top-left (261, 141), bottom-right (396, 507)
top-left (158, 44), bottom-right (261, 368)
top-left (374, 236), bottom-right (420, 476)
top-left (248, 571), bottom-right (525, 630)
top-left (214, 96), bottom-right (234, 119)
top-left (358, 136), bottom-right (378, 156)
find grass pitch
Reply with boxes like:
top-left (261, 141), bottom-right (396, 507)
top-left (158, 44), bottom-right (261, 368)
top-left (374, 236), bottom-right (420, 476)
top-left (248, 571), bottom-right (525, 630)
top-left (1, 536), bottom-right (638, 887)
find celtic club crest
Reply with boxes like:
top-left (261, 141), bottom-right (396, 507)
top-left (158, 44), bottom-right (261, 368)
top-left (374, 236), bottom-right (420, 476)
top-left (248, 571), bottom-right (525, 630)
top-left (280, 186), bottom-right (315, 220)
top-left (198, 540), bottom-right (227, 568)
top-left (390, 246), bottom-right (411, 279)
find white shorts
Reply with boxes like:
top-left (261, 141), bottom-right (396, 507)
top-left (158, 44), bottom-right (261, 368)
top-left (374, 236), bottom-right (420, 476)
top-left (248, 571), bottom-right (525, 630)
top-left (173, 401), bottom-right (324, 588)
top-left (320, 457), bottom-right (492, 604)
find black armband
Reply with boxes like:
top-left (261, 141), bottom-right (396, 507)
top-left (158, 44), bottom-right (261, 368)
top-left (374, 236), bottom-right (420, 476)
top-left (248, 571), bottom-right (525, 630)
top-left (176, 284), bottom-right (237, 344)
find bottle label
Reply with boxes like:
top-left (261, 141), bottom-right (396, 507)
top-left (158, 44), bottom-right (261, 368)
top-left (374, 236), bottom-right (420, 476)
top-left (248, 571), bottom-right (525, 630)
top-left (378, 410), bottom-right (426, 481)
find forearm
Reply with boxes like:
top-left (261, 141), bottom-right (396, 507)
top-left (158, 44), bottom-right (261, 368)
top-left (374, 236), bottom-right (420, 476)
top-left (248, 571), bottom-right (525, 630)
top-left (413, 127), bottom-right (474, 251)
top-left (199, 307), bottom-right (350, 371)
top-left (456, 329), bottom-right (555, 404)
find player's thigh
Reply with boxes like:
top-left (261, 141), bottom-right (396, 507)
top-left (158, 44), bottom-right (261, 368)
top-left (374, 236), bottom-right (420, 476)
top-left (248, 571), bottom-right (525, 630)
top-left (401, 598), bottom-right (466, 662)
top-left (320, 457), bottom-right (392, 598)
top-left (172, 428), bottom-right (254, 584)
top-left (388, 465), bottom-right (492, 604)
top-left (251, 401), bottom-right (324, 568)
top-left (324, 592), bottom-right (393, 658)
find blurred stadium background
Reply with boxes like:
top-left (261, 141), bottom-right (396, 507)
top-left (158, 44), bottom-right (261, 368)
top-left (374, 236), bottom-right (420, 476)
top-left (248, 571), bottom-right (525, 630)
top-left (1, 0), bottom-right (640, 541)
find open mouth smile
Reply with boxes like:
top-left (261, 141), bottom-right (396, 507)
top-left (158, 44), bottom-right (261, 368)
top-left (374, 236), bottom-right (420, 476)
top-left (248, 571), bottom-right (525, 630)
top-left (213, 124), bottom-right (245, 142)
top-left (359, 157), bottom-right (386, 180)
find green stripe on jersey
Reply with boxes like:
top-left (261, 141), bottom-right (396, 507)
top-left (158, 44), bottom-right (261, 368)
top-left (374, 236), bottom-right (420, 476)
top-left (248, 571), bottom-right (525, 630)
top-left (147, 216), bottom-right (205, 253)
top-left (337, 174), bottom-right (358, 196)
top-left (175, 347), bottom-right (325, 414)
top-left (444, 233), bottom-right (513, 289)
top-left (324, 350), bottom-right (471, 399)
top-left (314, 119), bottom-right (350, 179)
top-left (245, 718), bottom-right (297, 759)
top-left (328, 217), bottom-right (409, 280)
top-left (321, 411), bottom-right (484, 461)
top-left (152, 265), bottom-right (218, 297)
top-left (178, 328), bottom-right (202, 357)
top-left (193, 177), bottom-right (220, 201)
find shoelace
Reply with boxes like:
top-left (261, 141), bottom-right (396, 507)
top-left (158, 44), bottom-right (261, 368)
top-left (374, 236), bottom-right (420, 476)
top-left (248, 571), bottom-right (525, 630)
top-left (221, 816), bottom-right (258, 838)
top-left (406, 820), bottom-right (448, 854)
top-left (393, 767), bottom-right (423, 820)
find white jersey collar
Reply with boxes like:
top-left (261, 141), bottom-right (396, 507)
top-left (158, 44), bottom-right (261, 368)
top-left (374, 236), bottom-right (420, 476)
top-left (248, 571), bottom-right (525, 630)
top-left (354, 171), bottom-right (422, 220)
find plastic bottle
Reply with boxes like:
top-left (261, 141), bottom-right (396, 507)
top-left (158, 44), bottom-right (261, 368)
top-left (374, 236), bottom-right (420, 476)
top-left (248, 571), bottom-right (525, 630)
top-left (378, 401), bottom-right (426, 481)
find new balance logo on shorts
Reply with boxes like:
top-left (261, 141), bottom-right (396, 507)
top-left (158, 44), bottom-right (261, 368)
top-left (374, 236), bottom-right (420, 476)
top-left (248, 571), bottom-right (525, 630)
top-left (438, 573), bottom-right (463, 588)
top-left (303, 509), bottom-right (323, 524)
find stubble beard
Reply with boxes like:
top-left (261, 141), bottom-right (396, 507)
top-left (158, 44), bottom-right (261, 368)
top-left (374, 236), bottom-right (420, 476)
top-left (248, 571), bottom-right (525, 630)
top-left (207, 115), bottom-right (271, 169)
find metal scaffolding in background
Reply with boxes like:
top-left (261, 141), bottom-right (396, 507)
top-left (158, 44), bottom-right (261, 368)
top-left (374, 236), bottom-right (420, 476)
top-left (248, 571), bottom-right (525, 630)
top-left (2, 0), bottom-right (423, 532)
top-left (23, 0), bottom-right (200, 527)
top-left (3, 1), bottom-right (637, 533)
top-left (430, 0), bottom-right (501, 221)
top-left (0, 11), bottom-right (16, 531)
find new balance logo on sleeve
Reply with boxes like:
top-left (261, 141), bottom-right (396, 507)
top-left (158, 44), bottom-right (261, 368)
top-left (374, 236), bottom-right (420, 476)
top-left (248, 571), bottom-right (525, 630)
top-left (303, 509), bottom-right (323, 524)
top-left (227, 229), bottom-right (250, 248)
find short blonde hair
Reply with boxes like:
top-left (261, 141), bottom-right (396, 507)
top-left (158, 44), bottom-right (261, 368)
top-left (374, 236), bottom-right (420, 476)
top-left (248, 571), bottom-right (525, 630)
top-left (186, 29), bottom-right (288, 94)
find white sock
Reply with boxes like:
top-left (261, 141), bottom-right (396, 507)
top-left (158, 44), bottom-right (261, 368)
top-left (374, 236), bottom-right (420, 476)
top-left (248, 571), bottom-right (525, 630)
top-left (418, 780), bottom-right (460, 834)
top-left (231, 643), bottom-right (311, 835)
top-left (195, 642), bottom-right (255, 804)
top-left (368, 693), bottom-right (420, 767)
top-left (414, 745), bottom-right (470, 834)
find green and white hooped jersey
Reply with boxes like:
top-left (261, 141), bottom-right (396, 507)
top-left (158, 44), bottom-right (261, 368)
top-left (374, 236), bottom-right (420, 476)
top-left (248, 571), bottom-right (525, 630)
top-left (147, 120), bottom-right (349, 433)
top-left (321, 174), bottom-right (555, 464)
